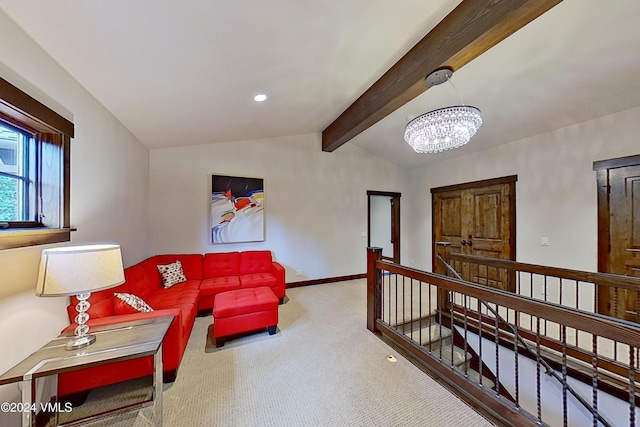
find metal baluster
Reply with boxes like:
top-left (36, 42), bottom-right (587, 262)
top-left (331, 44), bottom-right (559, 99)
top-left (629, 345), bottom-right (636, 427)
top-left (478, 298), bottom-right (483, 387)
top-left (536, 317), bottom-right (542, 424)
top-left (402, 274), bottom-right (406, 334)
top-left (561, 325), bottom-right (568, 427)
top-left (417, 278), bottom-right (421, 346)
top-left (494, 303), bottom-right (500, 396)
top-left (438, 286), bottom-right (444, 362)
top-left (384, 272), bottom-right (388, 326)
top-left (463, 293), bottom-right (469, 379)
top-left (395, 272), bottom-right (398, 329)
top-left (528, 273), bottom-right (534, 331)
top-left (428, 282), bottom-right (433, 352)
top-left (381, 272), bottom-right (386, 324)
top-left (514, 310), bottom-right (520, 408)
top-left (409, 276), bottom-right (413, 341)
top-left (386, 272), bottom-right (390, 325)
top-left (450, 290), bottom-right (454, 369)
top-left (592, 335), bottom-right (598, 427)
top-left (541, 274), bottom-right (547, 336)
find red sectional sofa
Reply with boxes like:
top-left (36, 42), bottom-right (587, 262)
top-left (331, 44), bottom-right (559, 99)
top-left (59, 250), bottom-right (285, 398)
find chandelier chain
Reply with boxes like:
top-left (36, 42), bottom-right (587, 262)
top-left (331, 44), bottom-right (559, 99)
top-left (445, 74), bottom-right (465, 106)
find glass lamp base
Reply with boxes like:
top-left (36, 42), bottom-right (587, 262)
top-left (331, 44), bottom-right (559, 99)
top-left (67, 292), bottom-right (95, 351)
top-left (66, 334), bottom-right (96, 351)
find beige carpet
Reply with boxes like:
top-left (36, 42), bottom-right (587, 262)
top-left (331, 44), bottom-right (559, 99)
top-left (59, 279), bottom-right (494, 427)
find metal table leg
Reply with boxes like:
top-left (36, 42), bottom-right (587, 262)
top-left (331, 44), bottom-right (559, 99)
top-left (153, 343), bottom-right (163, 425)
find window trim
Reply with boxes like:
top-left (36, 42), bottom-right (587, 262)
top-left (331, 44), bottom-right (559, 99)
top-left (0, 77), bottom-right (75, 250)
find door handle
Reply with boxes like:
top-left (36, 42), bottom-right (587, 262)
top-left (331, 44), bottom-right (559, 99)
top-left (461, 240), bottom-right (467, 246)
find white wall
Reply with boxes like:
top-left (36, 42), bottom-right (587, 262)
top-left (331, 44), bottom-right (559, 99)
top-left (0, 9), bottom-right (149, 421)
top-left (405, 105), bottom-right (640, 273)
top-left (148, 133), bottom-right (407, 282)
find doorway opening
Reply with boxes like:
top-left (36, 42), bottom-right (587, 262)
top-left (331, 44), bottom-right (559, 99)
top-left (367, 191), bottom-right (401, 264)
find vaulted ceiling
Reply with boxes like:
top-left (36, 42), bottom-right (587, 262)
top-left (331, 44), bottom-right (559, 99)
top-left (1, 0), bottom-right (639, 169)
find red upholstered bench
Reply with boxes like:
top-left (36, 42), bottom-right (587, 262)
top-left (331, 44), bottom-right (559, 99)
top-left (212, 287), bottom-right (279, 347)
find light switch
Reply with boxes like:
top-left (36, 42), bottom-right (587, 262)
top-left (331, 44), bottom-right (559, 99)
top-left (541, 237), bottom-right (550, 246)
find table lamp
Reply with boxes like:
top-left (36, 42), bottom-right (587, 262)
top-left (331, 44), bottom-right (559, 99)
top-left (36, 244), bottom-right (125, 350)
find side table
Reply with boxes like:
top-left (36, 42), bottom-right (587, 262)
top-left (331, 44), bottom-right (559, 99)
top-left (0, 316), bottom-right (173, 427)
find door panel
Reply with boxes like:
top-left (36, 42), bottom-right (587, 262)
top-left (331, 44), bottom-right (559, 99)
top-left (599, 163), bottom-right (640, 321)
top-left (433, 177), bottom-right (516, 291)
top-left (468, 185), bottom-right (512, 260)
top-left (438, 193), bottom-right (463, 254)
top-left (473, 192), bottom-right (500, 239)
top-left (441, 197), bottom-right (462, 236)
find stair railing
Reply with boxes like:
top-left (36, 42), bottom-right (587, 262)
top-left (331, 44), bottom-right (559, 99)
top-left (436, 252), bottom-right (614, 427)
top-left (436, 243), bottom-right (640, 400)
top-left (437, 242), bottom-right (640, 323)
top-left (367, 247), bottom-right (640, 427)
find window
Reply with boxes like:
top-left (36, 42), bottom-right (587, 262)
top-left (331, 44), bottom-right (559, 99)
top-left (0, 77), bottom-right (74, 249)
top-left (0, 121), bottom-right (34, 222)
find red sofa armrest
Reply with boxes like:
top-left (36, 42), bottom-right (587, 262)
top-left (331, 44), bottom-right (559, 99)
top-left (271, 262), bottom-right (286, 300)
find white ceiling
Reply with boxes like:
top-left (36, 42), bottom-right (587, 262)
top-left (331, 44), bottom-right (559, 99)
top-left (1, 0), bottom-right (639, 169)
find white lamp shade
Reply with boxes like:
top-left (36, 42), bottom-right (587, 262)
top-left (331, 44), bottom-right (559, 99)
top-left (36, 244), bottom-right (125, 296)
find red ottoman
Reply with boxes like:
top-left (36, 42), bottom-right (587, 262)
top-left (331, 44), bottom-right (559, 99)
top-left (213, 287), bottom-right (279, 347)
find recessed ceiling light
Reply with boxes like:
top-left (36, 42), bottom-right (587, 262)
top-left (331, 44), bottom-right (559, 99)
top-left (254, 94), bottom-right (267, 102)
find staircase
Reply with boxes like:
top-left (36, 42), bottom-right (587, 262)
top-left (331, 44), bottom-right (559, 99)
top-left (397, 315), bottom-right (498, 391)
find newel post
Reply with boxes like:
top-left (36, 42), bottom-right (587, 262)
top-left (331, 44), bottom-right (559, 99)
top-left (367, 247), bottom-right (383, 333)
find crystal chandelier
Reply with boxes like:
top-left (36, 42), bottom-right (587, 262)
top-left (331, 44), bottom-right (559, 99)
top-left (404, 68), bottom-right (482, 154)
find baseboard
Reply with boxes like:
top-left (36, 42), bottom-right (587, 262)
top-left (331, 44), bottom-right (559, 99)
top-left (286, 273), bottom-right (365, 288)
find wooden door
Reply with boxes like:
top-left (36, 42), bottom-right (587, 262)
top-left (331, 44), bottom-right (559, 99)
top-left (595, 155), bottom-right (640, 321)
top-left (432, 176), bottom-right (516, 291)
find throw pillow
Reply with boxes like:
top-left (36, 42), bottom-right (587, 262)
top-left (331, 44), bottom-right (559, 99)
top-left (113, 292), bottom-right (154, 314)
top-left (157, 260), bottom-right (187, 288)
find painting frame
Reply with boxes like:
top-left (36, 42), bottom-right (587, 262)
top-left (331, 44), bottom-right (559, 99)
top-left (210, 174), bottom-right (265, 244)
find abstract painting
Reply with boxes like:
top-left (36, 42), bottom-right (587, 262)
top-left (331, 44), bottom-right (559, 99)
top-left (210, 174), bottom-right (264, 244)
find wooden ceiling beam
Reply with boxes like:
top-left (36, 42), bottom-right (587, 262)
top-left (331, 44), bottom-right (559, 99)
top-left (321, 0), bottom-right (563, 152)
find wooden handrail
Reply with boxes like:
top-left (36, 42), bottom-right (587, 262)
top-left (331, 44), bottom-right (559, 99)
top-left (369, 248), bottom-right (640, 426)
top-left (376, 259), bottom-right (640, 349)
top-left (447, 252), bottom-right (640, 291)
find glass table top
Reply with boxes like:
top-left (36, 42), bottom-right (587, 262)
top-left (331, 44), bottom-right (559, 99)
top-left (0, 316), bottom-right (173, 384)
